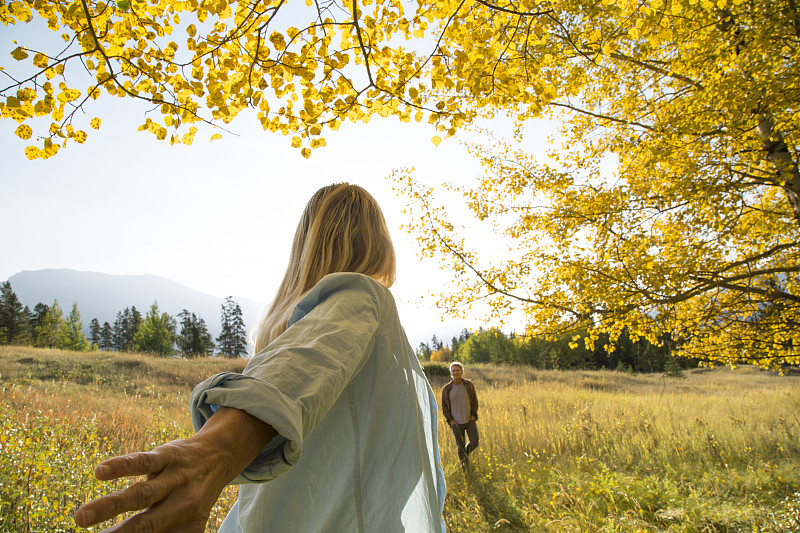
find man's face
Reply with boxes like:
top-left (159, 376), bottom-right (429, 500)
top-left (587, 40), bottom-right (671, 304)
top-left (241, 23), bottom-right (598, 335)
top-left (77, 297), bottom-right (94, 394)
top-left (451, 366), bottom-right (463, 381)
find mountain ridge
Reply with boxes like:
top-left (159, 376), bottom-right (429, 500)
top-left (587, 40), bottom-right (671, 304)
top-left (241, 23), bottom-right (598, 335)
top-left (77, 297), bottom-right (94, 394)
top-left (6, 269), bottom-right (265, 339)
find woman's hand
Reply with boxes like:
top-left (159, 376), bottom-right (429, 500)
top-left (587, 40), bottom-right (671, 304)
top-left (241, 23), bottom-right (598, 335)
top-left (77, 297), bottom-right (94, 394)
top-left (74, 435), bottom-right (233, 532)
top-left (74, 407), bottom-right (276, 532)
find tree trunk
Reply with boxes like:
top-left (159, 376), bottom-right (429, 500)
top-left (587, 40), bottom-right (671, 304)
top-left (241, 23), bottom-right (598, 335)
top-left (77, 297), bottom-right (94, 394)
top-left (758, 115), bottom-right (800, 226)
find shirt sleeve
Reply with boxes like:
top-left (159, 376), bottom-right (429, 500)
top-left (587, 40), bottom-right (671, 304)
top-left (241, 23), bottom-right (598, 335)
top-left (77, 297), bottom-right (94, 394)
top-left (190, 273), bottom-right (386, 484)
top-left (469, 381), bottom-right (479, 420)
top-left (441, 384), bottom-right (452, 423)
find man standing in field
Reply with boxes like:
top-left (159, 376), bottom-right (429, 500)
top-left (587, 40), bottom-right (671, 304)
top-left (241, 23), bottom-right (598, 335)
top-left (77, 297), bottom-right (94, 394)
top-left (441, 361), bottom-right (479, 472)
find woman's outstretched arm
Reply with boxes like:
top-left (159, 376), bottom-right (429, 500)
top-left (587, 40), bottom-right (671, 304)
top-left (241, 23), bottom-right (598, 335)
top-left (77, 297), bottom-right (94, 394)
top-left (74, 407), bottom-right (276, 533)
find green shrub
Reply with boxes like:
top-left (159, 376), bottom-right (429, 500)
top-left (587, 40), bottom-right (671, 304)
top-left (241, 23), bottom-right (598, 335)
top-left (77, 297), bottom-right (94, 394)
top-left (422, 362), bottom-right (450, 377)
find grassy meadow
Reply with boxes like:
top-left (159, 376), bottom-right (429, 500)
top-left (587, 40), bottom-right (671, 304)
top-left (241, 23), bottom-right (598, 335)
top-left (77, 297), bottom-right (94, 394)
top-left (1, 346), bottom-right (799, 532)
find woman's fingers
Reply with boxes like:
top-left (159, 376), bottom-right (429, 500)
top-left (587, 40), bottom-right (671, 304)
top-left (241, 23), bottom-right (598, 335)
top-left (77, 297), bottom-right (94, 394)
top-left (82, 498), bottom-right (209, 533)
top-left (94, 449), bottom-right (169, 480)
top-left (75, 447), bottom-right (180, 528)
top-left (74, 410), bottom-right (275, 532)
top-left (74, 475), bottom-right (172, 528)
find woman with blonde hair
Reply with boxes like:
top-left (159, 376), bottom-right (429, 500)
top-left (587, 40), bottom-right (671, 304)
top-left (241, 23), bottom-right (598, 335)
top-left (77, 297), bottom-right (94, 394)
top-left (75, 183), bottom-right (446, 533)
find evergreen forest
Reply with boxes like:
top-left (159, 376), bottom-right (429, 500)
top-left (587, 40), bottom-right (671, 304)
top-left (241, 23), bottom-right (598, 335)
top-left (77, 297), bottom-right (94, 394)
top-left (0, 281), bottom-right (248, 358)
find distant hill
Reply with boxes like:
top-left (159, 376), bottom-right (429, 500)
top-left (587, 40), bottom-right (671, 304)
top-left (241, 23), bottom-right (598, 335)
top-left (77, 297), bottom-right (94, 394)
top-left (6, 269), bottom-right (265, 339)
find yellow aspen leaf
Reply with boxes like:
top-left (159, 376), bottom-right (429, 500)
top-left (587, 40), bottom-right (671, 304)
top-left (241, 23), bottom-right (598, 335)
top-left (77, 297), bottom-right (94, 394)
top-left (15, 124), bottom-right (32, 139)
top-left (431, 136), bottom-right (442, 146)
top-left (90, 118), bottom-right (101, 129)
top-left (33, 53), bottom-right (49, 68)
top-left (10, 47), bottom-right (28, 61)
top-left (33, 101), bottom-right (50, 116)
top-left (291, 136), bottom-right (302, 148)
top-left (269, 32), bottom-right (286, 51)
top-left (210, 133), bottom-right (222, 141)
top-left (24, 146), bottom-right (40, 160)
top-left (301, 148), bottom-right (311, 158)
top-left (57, 89), bottom-right (80, 103)
top-left (72, 130), bottom-right (87, 143)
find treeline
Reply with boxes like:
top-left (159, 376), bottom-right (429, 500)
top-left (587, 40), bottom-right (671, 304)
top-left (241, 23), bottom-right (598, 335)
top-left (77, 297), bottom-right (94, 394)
top-left (418, 327), bottom-right (696, 373)
top-left (0, 281), bottom-right (248, 358)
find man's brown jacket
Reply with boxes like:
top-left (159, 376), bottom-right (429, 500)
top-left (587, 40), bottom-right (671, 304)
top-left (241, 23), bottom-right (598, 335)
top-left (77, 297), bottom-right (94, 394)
top-left (441, 378), bottom-right (479, 424)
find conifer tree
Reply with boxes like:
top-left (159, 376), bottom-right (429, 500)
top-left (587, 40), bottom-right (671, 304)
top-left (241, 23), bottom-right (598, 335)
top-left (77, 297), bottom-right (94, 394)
top-left (217, 297), bottom-right (247, 358)
top-left (0, 282), bottom-right (29, 345)
top-left (450, 336), bottom-right (460, 358)
top-left (20, 306), bottom-right (34, 345)
top-left (113, 306), bottom-right (143, 352)
top-left (112, 310), bottom-right (126, 351)
top-left (176, 310), bottom-right (215, 357)
top-left (430, 334), bottom-right (443, 351)
top-left (100, 322), bottom-right (114, 351)
top-left (58, 302), bottom-right (90, 351)
top-left (30, 303), bottom-right (49, 346)
top-left (134, 301), bottom-right (175, 356)
top-left (35, 300), bottom-right (63, 348)
top-left (89, 318), bottom-right (101, 349)
top-left (417, 342), bottom-right (432, 361)
top-left (130, 306), bottom-right (143, 343)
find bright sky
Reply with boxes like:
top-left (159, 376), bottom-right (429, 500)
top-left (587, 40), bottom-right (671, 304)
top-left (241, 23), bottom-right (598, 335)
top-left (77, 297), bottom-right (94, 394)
top-left (1, 88), bottom-right (546, 347)
top-left (0, 20), bottom-right (557, 348)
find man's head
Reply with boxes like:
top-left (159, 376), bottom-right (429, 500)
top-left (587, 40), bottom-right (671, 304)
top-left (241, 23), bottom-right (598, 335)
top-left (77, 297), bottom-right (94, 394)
top-left (450, 361), bottom-right (464, 382)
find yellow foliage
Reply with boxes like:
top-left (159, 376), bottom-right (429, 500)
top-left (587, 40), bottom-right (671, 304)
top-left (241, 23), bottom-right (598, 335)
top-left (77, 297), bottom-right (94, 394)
top-left (0, 0), bottom-right (470, 156)
top-left (430, 346), bottom-right (452, 362)
top-left (10, 47), bottom-right (28, 61)
top-left (1, 0), bottom-right (799, 370)
top-left (14, 124), bottom-right (31, 139)
top-left (24, 146), bottom-right (40, 160)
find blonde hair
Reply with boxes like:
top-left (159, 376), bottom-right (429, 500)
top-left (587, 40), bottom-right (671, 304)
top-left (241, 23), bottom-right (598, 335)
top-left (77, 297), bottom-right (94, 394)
top-left (253, 183), bottom-right (396, 353)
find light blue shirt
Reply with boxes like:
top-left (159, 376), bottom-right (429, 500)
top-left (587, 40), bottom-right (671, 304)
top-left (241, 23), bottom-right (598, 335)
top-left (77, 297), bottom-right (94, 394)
top-left (191, 273), bottom-right (446, 533)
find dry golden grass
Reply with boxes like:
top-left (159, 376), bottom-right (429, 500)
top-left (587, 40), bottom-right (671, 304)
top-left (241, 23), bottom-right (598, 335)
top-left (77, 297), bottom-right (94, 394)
top-left (2, 347), bottom-right (799, 532)
top-left (0, 346), bottom-right (246, 532)
top-left (433, 365), bottom-right (800, 531)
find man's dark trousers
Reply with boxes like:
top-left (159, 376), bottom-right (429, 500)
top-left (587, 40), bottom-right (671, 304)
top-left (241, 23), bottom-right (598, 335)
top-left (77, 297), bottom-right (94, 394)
top-left (450, 419), bottom-right (479, 470)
